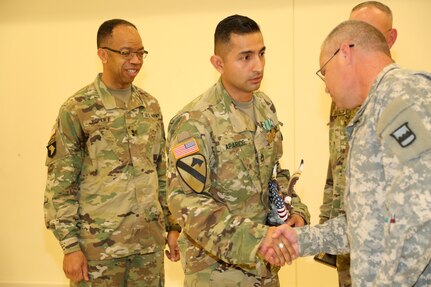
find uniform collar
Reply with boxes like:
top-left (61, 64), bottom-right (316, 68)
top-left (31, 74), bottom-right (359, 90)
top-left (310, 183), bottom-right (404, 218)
top-left (348, 63), bottom-right (399, 128)
top-left (216, 79), bottom-right (257, 133)
top-left (94, 74), bottom-right (145, 110)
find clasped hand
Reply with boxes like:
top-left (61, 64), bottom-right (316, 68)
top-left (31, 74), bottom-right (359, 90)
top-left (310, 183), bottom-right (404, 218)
top-left (258, 224), bottom-right (299, 266)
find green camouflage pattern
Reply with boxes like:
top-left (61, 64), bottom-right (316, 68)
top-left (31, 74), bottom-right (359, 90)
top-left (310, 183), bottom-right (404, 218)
top-left (44, 74), bottom-right (180, 261)
top-left (70, 251), bottom-right (164, 286)
top-left (297, 64), bottom-right (431, 286)
top-left (335, 254), bottom-right (351, 287)
top-left (319, 100), bottom-right (358, 287)
top-left (166, 79), bottom-right (310, 281)
top-left (183, 261), bottom-right (280, 287)
top-left (319, 102), bottom-right (359, 224)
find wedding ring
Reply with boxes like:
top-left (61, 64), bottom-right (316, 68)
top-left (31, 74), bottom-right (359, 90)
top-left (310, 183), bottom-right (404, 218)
top-left (278, 242), bottom-right (284, 249)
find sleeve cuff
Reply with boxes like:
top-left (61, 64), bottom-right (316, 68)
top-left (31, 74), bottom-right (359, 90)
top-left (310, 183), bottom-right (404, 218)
top-left (166, 224), bottom-right (182, 232)
top-left (60, 237), bottom-right (81, 254)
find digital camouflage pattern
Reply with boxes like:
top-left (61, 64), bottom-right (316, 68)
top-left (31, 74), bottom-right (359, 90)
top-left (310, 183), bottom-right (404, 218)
top-left (70, 251), bottom-right (164, 286)
top-left (166, 79), bottom-right (310, 285)
top-left (44, 74), bottom-right (180, 262)
top-left (319, 102), bottom-right (359, 287)
top-left (296, 64), bottom-right (431, 286)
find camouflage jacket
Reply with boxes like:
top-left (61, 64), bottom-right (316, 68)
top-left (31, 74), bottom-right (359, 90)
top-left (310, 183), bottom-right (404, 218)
top-left (319, 103), bottom-right (359, 224)
top-left (296, 64), bottom-right (431, 286)
top-left (166, 79), bottom-right (310, 277)
top-left (44, 74), bottom-right (179, 260)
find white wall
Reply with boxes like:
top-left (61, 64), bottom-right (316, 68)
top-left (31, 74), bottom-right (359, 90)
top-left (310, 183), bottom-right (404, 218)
top-left (0, 0), bottom-right (430, 286)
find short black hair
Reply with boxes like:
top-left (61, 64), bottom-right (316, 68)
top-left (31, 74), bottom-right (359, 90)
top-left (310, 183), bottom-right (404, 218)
top-left (214, 15), bottom-right (260, 52)
top-left (97, 19), bottom-right (137, 48)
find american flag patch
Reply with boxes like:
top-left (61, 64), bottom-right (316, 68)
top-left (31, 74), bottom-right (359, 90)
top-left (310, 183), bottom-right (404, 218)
top-left (172, 138), bottom-right (199, 159)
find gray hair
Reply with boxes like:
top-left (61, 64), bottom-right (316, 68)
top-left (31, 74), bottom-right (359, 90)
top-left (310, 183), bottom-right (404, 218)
top-left (322, 20), bottom-right (391, 58)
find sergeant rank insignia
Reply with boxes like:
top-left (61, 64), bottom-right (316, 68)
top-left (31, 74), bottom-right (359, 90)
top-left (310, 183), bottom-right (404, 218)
top-left (176, 154), bottom-right (207, 193)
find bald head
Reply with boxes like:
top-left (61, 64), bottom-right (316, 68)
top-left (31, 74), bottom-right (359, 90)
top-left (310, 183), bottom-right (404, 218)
top-left (349, 1), bottom-right (397, 48)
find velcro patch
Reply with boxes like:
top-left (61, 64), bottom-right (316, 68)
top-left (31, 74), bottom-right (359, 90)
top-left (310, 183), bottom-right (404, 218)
top-left (390, 123), bottom-right (416, 147)
top-left (377, 98), bottom-right (431, 163)
top-left (46, 129), bottom-right (57, 158)
top-left (47, 141), bottom-right (57, 158)
top-left (176, 154), bottom-right (207, 193)
top-left (172, 138), bottom-right (199, 159)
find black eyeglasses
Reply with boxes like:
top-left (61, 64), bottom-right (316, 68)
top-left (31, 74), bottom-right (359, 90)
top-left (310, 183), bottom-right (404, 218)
top-left (101, 47), bottom-right (148, 60)
top-left (316, 44), bottom-right (354, 81)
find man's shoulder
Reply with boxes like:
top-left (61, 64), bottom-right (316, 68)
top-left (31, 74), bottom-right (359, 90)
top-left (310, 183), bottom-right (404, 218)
top-left (172, 84), bottom-right (221, 121)
top-left (61, 81), bottom-right (99, 113)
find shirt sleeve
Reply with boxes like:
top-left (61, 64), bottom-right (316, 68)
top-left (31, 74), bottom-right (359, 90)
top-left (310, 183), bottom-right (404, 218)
top-left (157, 118), bottom-right (181, 233)
top-left (295, 215), bottom-right (350, 256)
top-left (44, 108), bottom-right (84, 254)
top-left (374, 98), bottom-right (431, 286)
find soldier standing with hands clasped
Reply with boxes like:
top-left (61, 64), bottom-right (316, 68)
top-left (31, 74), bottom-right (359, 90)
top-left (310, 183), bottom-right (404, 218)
top-left (44, 19), bottom-right (180, 286)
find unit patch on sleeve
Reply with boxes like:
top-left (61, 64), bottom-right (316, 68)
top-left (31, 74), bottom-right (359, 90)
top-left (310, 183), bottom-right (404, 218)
top-left (176, 154), bottom-right (207, 193)
top-left (47, 141), bottom-right (57, 158)
top-left (46, 128), bottom-right (57, 158)
top-left (172, 138), bottom-right (199, 159)
top-left (390, 122), bottom-right (416, 147)
top-left (377, 98), bottom-right (431, 164)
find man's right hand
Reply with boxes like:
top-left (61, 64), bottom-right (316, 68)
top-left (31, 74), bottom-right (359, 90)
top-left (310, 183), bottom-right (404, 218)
top-left (257, 225), bottom-right (298, 266)
top-left (63, 250), bottom-right (89, 282)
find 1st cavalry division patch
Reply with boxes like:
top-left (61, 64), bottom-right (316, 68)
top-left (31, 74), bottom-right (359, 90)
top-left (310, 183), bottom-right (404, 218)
top-left (176, 154), bottom-right (207, 193)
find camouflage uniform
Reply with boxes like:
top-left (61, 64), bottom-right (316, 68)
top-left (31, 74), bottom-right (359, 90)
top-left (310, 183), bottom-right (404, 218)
top-left (297, 64), bottom-right (431, 286)
top-left (166, 79), bottom-right (310, 286)
top-left (318, 102), bottom-right (359, 287)
top-left (44, 74), bottom-right (180, 286)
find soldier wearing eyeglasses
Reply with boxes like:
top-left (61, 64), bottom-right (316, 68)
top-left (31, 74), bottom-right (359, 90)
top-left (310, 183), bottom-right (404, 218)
top-left (317, 3), bottom-right (398, 286)
top-left (271, 19), bottom-right (431, 287)
top-left (44, 19), bottom-right (180, 286)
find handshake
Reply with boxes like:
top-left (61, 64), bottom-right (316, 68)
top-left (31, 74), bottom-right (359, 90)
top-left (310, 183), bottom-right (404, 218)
top-left (257, 222), bottom-right (301, 266)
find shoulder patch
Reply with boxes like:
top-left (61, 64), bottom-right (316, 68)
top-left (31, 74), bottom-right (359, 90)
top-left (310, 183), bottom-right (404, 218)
top-left (390, 122), bottom-right (416, 147)
top-left (176, 154), bottom-right (207, 193)
top-left (47, 141), bottom-right (57, 158)
top-left (46, 128), bottom-right (57, 158)
top-left (378, 99), bottom-right (431, 163)
top-left (172, 138), bottom-right (199, 159)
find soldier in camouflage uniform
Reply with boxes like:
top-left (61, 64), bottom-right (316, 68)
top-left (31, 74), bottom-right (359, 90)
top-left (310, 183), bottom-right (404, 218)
top-left (166, 15), bottom-right (310, 286)
top-left (44, 19), bottom-right (180, 286)
top-left (273, 20), bottom-right (431, 286)
top-left (318, 2), bottom-right (397, 286)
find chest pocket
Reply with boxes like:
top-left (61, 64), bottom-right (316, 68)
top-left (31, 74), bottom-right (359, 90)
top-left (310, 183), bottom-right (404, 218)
top-left (213, 133), bottom-right (257, 193)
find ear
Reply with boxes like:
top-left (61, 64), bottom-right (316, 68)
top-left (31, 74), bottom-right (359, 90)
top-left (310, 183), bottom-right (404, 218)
top-left (387, 28), bottom-right (398, 48)
top-left (339, 42), bottom-right (354, 65)
top-left (97, 48), bottom-right (108, 64)
top-left (210, 55), bottom-right (224, 74)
